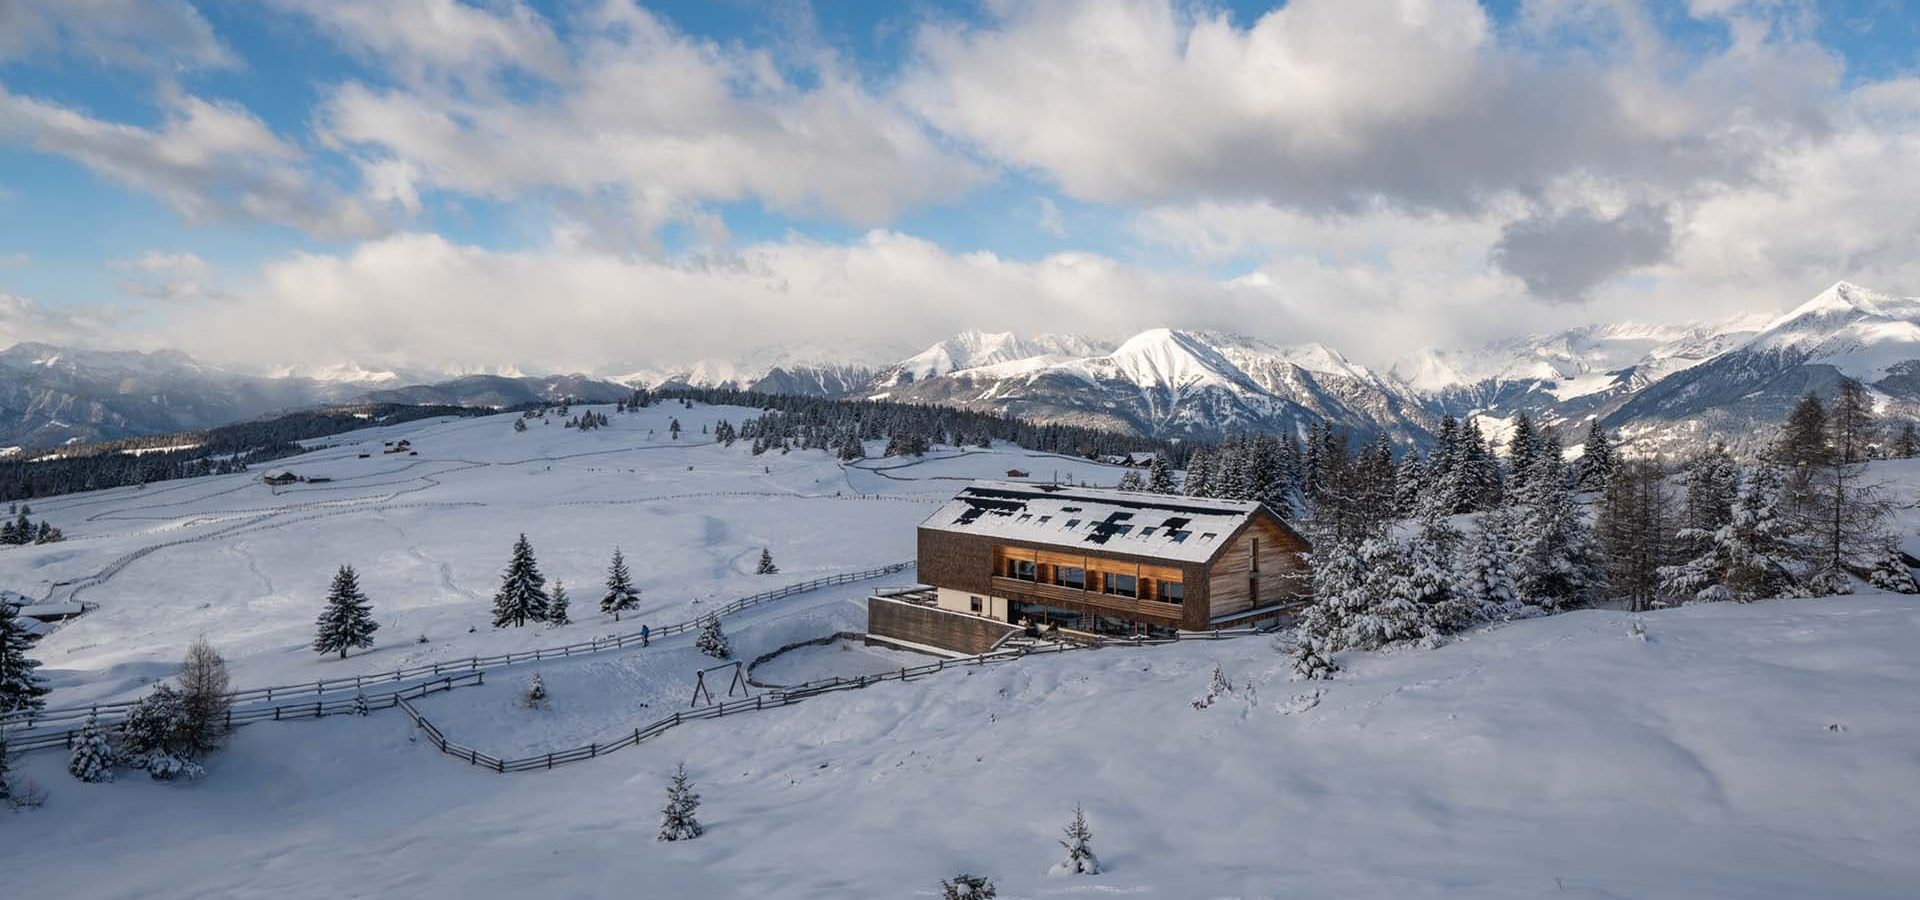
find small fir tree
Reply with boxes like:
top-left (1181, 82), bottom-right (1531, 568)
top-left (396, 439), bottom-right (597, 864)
top-left (601, 548), bottom-right (642, 621)
top-left (522, 672), bottom-right (549, 710)
top-left (0, 598), bottom-right (49, 713)
top-left (549, 581), bottom-right (571, 626)
top-left (1866, 540), bottom-right (1920, 594)
top-left (940, 874), bottom-right (997, 900)
top-left (1056, 804), bottom-right (1101, 875)
top-left (755, 547), bottom-right (779, 575)
top-left (658, 762), bottom-right (704, 841)
top-left (492, 534), bottom-right (551, 628)
top-left (67, 714), bottom-right (115, 783)
top-left (313, 565), bottom-right (379, 659)
top-left (696, 617), bottom-right (731, 659)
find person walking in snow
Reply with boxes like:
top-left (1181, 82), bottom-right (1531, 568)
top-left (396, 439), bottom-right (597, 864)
top-left (641, 624), bottom-right (650, 647)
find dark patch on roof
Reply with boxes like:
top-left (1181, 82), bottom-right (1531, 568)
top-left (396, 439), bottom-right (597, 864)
top-left (1085, 511), bottom-right (1134, 545)
top-left (953, 496), bottom-right (1026, 525)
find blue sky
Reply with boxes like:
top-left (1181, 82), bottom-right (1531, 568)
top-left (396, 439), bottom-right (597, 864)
top-left (0, 1), bottom-right (1915, 375)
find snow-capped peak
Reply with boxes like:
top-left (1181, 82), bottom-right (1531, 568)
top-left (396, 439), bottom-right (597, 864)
top-left (888, 330), bottom-right (1108, 382)
top-left (1743, 281), bottom-right (1920, 381)
top-left (1096, 328), bottom-right (1251, 392)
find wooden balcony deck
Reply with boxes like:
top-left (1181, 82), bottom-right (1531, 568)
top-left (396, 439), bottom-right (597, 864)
top-left (990, 576), bottom-right (1185, 622)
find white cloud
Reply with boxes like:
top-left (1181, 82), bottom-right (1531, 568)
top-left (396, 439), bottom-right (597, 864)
top-left (268, 0), bottom-right (568, 85)
top-left (0, 86), bottom-right (391, 238)
top-left (0, 0), bottom-right (237, 71)
top-left (1034, 197), bottom-right (1067, 238)
top-left (306, 0), bottom-right (987, 247)
top-left (111, 251), bottom-right (225, 303)
top-left (167, 230), bottom-right (1284, 375)
top-left (0, 292), bottom-right (121, 348)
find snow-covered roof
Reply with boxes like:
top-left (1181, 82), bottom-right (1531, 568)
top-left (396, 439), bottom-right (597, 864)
top-left (920, 481), bottom-right (1277, 564)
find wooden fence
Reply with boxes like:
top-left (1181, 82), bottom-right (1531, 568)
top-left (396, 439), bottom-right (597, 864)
top-left (5, 671), bottom-right (484, 755)
top-left (3, 562), bottom-right (913, 747)
top-left (400, 627), bottom-right (1267, 774)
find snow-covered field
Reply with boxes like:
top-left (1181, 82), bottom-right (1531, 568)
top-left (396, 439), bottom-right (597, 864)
top-left (1, 403), bottom-right (1128, 711)
top-left (3, 405), bottom-right (1919, 898)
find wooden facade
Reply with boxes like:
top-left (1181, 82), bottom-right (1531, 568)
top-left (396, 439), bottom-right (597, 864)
top-left (908, 499), bottom-right (1310, 636)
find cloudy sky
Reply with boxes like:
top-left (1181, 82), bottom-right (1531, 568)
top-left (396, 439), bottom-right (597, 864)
top-left (0, 0), bottom-right (1916, 376)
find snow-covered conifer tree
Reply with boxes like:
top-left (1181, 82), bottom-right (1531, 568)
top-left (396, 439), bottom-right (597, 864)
top-left (1116, 470), bottom-right (1145, 491)
top-left (492, 534), bottom-right (551, 628)
top-left (313, 565), bottom-right (379, 659)
top-left (1055, 804), bottom-right (1101, 875)
top-left (1659, 461), bottom-right (1799, 603)
top-left (119, 684), bottom-right (204, 780)
top-left (522, 672), bottom-right (549, 710)
top-left (67, 714), bottom-right (114, 783)
top-left (755, 547), bottom-right (779, 575)
top-left (0, 598), bottom-right (49, 713)
top-left (1510, 453), bottom-right (1597, 610)
top-left (940, 874), bottom-right (996, 899)
top-left (601, 548), bottom-right (642, 621)
top-left (1182, 448), bottom-right (1215, 498)
top-left (1578, 420), bottom-right (1617, 491)
top-left (696, 617), bottom-right (731, 659)
top-left (1346, 537), bottom-right (1426, 649)
top-left (658, 762), bottom-right (703, 841)
top-left (549, 581), bottom-right (571, 626)
top-left (1400, 516), bottom-right (1463, 636)
top-left (1451, 508), bottom-right (1520, 624)
top-left (1865, 539), bottom-right (1919, 594)
top-left (1146, 455), bottom-right (1176, 494)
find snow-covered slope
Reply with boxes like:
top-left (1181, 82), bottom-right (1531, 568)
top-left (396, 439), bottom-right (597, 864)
top-left (8, 555), bottom-right (1919, 897)
top-left (6, 409), bottom-right (1920, 897)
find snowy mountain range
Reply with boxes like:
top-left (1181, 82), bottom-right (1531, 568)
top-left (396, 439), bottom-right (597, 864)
top-left (627, 281), bottom-right (1920, 453)
top-left (4, 281), bottom-right (1917, 453)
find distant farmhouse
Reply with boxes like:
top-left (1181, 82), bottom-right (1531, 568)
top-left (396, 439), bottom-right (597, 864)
top-left (869, 481), bottom-right (1311, 654)
top-left (262, 470), bottom-right (299, 486)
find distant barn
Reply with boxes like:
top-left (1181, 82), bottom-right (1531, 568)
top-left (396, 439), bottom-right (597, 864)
top-left (1005, 469), bottom-right (1029, 478)
top-left (262, 470), bottom-right (298, 486)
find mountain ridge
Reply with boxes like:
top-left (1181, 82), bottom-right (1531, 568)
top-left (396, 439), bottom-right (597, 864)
top-left (7, 280), bottom-right (1917, 452)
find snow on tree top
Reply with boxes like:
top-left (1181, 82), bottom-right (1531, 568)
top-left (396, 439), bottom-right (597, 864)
top-left (921, 481), bottom-right (1291, 563)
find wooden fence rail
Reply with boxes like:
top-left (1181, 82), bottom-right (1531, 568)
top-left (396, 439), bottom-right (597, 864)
top-left (3, 562), bottom-right (913, 745)
top-left (399, 627), bottom-right (1271, 775)
top-left (5, 671), bottom-right (484, 755)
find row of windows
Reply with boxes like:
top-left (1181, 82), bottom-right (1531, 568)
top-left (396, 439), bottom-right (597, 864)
top-left (1002, 558), bottom-right (1183, 604)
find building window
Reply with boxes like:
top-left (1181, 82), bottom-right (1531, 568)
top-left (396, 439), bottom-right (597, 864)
top-left (1009, 559), bottom-right (1037, 581)
top-left (970, 596), bottom-right (984, 614)
top-left (1251, 537), bottom-right (1260, 572)
top-left (1054, 566), bottom-right (1086, 589)
top-left (1157, 581), bottom-right (1184, 605)
top-left (1104, 573), bottom-right (1138, 598)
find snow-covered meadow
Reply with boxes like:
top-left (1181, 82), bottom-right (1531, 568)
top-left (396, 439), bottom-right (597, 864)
top-left (2, 403), bottom-right (1918, 898)
top-left (1, 403), bottom-right (1123, 709)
